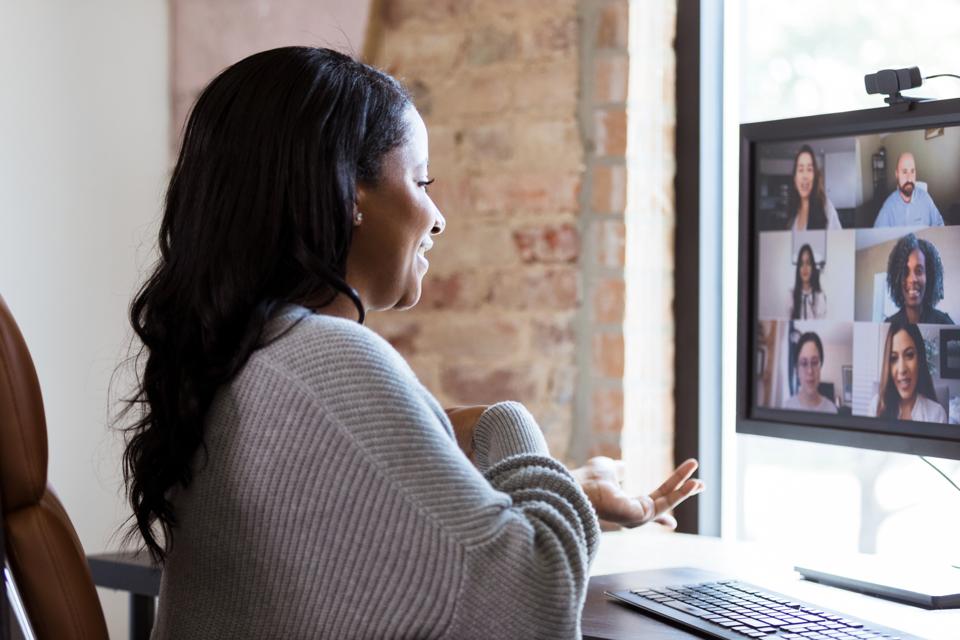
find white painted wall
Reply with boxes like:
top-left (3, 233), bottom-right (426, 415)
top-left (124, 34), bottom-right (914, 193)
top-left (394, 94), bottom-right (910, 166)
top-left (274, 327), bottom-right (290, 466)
top-left (0, 3), bottom-right (169, 637)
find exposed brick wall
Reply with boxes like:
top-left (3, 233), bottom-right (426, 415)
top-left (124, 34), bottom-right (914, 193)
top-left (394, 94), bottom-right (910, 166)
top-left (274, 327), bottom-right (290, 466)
top-left (569, 0), bottom-right (633, 464)
top-left (365, 0), bottom-right (586, 460)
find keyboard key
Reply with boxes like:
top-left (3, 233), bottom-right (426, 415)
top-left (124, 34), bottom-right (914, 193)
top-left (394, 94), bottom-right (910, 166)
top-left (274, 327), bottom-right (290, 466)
top-left (661, 599), bottom-right (713, 619)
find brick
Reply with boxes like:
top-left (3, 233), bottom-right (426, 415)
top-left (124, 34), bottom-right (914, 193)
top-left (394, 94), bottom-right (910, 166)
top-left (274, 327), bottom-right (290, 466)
top-left (513, 223), bottom-right (580, 263)
top-left (531, 315), bottom-right (577, 355)
top-left (471, 171), bottom-right (581, 215)
top-left (511, 119), bottom-right (582, 170)
top-left (595, 219), bottom-right (626, 268)
top-left (490, 267), bottom-right (580, 310)
top-left (377, 30), bottom-right (467, 78)
top-left (548, 365), bottom-right (578, 404)
top-left (465, 25), bottom-right (520, 65)
top-left (592, 331), bottom-right (624, 378)
top-left (426, 173), bottom-right (470, 217)
top-left (424, 123), bottom-right (458, 166)
top-left (522, 14), bottom-right (578, 59)
top-left (459, 123), bottom-right (514, 162)
top-left (593, 277), bottom-right (625, 324)
top-left (596, 0), bottom-right (629, 50)
top-left (510, 61), bottom-right (579, 114)
top-left (430, 69), bottom-right (513, 117)
top-left (592, 387), bottom-right (624, 435)
top-left (590, 164), bottom-right (627, 213)
top-left (380, 0), bottom-right (475, 28)
top-left (426, 316), bottom-right (525, 359)
top-left (440, 363), bottom-right (539, 405)
top-left (428, 219), bottom-right (520, 271)
top-left (594, 54), bottom-right (629, 103)
top-left (418, 271), bottom-right (491, 310)
top-left (594, 108), bottom-right (627, 157)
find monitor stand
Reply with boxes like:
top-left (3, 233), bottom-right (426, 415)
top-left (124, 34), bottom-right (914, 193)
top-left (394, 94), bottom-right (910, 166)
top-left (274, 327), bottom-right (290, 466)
top-left (795, 556), bottom-right (960, 609)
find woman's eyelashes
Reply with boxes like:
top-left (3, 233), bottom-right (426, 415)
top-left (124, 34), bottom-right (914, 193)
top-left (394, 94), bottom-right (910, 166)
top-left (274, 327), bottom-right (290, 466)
top-left (417, 178), bottom-right (435, 190)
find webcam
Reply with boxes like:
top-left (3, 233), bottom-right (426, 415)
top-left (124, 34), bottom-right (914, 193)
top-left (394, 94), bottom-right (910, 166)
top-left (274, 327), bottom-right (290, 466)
top-left (864, 67), bottom-right (926, 109)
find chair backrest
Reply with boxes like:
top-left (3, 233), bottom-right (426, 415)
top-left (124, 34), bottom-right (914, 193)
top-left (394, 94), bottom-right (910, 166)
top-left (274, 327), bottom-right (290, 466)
top-left (0, 295), bottom-right (109, 639)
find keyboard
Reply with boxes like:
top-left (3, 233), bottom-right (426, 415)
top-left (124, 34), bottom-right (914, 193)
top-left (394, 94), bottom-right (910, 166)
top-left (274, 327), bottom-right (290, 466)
top-left (606, 579), bottom-right (920, 640)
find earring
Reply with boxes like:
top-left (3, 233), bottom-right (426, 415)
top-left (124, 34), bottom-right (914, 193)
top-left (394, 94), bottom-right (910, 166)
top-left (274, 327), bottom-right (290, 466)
top-left (353, 211), bottom-right (363, 226)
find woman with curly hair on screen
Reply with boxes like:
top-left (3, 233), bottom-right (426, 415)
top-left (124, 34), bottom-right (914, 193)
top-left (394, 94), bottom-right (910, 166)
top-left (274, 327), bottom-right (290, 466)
top-left (869, 321), bottom-right (946, 423)
top-left (884, 233), bottom-right (953, 325)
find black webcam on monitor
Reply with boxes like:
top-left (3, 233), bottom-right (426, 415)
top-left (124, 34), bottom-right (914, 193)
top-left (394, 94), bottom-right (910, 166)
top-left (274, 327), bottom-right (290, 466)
top-left (864, 66), bottom-right (925, 109)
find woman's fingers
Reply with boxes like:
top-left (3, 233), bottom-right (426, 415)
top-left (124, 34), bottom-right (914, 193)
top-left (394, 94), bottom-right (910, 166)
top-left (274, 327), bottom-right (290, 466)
top-left (652, 478), bottom-right (704, 515)
top-left (650, 458), bottom-right (699, 500)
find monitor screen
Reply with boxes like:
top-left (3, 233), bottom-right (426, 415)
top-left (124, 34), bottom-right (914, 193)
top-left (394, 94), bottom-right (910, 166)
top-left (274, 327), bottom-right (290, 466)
top-left (738, 98), bottom-right (960, 460)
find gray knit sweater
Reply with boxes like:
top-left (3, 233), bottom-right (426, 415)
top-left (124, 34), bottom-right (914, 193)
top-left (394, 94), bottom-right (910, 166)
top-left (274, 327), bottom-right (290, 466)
top-left (152, 307), bottom-right (600, 639)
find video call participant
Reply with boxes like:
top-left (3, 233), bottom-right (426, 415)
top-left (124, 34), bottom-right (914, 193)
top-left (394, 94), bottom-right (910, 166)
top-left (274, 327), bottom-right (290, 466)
top-left (785, 144), bottom-right (842, 231)
top-left (873, 152), bottom-right (944, 227)
top-left (783, 332), bottom-right (838, 413)
top-left (869, 321), bottom-right (946, 423)
top-left (884, 233), bottom-right (954, 325)
top-left (789, 244), bottom-right (827, 319)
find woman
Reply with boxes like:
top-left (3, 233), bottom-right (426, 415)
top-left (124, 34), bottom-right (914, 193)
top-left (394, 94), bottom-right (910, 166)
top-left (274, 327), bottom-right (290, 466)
top-left (786, 144), bottom-right (842, 231)
top-left (884, 233), bottom-right (954, 325)
top-left (789, 244), bottom-right (827, 319)
top-left (122, 48), bottom-right (702, 639)
top-left (869, 321), bottom-right (946, 423)
top-left (783, 332), bottom-right (838, 413)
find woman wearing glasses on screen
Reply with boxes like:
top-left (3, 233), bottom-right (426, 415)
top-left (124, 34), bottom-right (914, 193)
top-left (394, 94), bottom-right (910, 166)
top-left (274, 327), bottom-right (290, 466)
top-left (783, 332), bottom-right (838, 413)
top-left (789, 244), bottom-right (827, 319)
top-left (785, 145), bottom-right (842, 231)
top-left (869, 321), bottom-right (946, 423)
top-left (884, 233), bottom-right (954, 325)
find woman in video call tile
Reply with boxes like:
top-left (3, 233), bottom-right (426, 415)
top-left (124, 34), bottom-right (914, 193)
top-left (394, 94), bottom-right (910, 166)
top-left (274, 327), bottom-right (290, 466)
top-left (869, 321), bottom-right (946, 423)
top-left (789, 244), bottom-right (827, 319)
top-left (884, 233), bottom-right (954, 325)
top-left (783, 332), bottom-right (838, 413)
top-left (786, 145), bottom-right (841, 231)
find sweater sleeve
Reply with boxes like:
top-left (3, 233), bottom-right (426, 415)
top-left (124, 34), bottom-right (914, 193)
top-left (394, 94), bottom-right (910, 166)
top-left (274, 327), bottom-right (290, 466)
top-left (273, 317), bottom-right (600, 639)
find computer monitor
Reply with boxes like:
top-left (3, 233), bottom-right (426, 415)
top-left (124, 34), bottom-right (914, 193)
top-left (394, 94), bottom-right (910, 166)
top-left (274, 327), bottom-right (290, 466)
top-left (737, 97), bottom-right (960, 461)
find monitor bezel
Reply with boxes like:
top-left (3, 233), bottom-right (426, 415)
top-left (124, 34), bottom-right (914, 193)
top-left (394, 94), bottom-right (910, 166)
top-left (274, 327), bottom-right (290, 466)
top-left (737, 97), bottom-right (960, 460)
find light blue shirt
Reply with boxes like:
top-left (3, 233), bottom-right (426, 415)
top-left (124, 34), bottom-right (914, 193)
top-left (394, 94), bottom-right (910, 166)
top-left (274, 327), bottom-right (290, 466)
top-left (873, 187), bottom-right (943, 227)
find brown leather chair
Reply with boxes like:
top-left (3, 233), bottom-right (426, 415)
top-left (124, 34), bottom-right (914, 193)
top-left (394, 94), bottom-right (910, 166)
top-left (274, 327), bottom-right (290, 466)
top-left (0, 294), bottom-right (109, 639)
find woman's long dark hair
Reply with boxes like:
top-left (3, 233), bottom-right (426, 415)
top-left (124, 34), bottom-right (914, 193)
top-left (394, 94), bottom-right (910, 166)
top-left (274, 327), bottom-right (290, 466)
top-left (876, 321), bottom-right (937, 420)
top-left (122, 47), bottom-right (411, 561)
top-left (791, 244), bottom-right (822, 320)
top-left (786, 145), bottom-right (827, 230)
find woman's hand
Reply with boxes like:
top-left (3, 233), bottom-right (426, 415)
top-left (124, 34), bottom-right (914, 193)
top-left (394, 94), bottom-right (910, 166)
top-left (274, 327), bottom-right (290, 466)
top-left (571, 457), bottom-right (703, 529)
top-left (444, 405), bottom-right (489, 462)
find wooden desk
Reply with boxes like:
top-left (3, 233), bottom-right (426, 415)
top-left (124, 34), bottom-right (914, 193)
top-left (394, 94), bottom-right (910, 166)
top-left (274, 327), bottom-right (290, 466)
top-left (583, 529), bottom-right (959, 640)
top-left (90, 529), bottom-right (959, 639)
